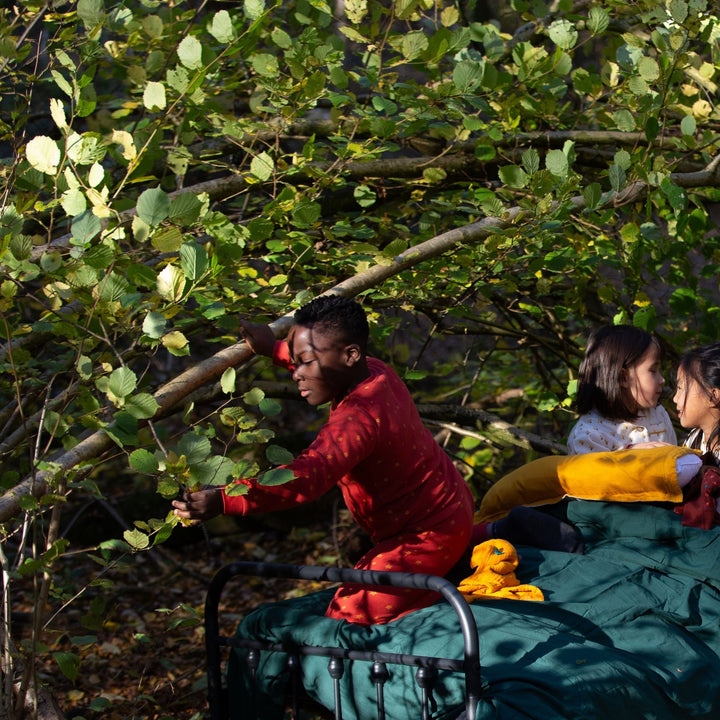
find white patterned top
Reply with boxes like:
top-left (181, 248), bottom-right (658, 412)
top-left (567, 406), bottom-right (677, 454)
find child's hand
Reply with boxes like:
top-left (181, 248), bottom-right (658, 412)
top-left (172, 488), bottom-right (223, 525)
top-left (239, 319), bottom-right (276, 357)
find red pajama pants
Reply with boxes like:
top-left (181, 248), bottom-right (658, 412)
top-left (325, 524), bottom-right (471, 625)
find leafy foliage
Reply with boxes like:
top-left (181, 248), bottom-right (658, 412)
top-left (1, 0), bottom-right (719, 716)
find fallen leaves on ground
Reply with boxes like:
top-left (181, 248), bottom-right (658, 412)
top-left (17, 514), bottom-right (358, 720)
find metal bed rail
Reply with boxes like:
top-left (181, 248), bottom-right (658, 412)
top-left (205, 561), bottom-right (483, 720)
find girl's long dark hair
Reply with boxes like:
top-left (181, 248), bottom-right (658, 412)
top-left (575, 325), bottom-right (658, 421)
top-left (677, 343), bottom-right (720, 453)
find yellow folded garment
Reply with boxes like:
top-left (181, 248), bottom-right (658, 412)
top-left (458, 539), bottom-right (544, 602)
top-left (476, 445), bottom-right (698, 523)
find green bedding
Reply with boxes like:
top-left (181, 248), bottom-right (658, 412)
top-left (228, 501), bottom-right (720, 719)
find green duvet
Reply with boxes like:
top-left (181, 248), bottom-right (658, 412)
top-left (228, 501), bottom-right (720, 719)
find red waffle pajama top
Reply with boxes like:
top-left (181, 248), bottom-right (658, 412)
top-left (222, 341), bottom-right (473, 624)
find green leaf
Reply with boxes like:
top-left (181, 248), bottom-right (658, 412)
top-left (77, 0), bottom-right (103, 27)
top-left (161, 330), bottom-right (190, 356)
top-left (453, 60), bottom-right (484, 92)
top-left (108, 366), bottom-right (137, 400)
top-left (638, 57), bottom-right (659, 82)
top-left (402, 31), bottom-right (429, 61)
top-left (354, 185), bottom-right (377, 208)
top-left (137, 187), bottom-right (170, 226)
top-left (613, 109), bottom-right (636, 132)
top-left (587, 6), bottom-right (609, 34)
top-left (258, 468), bottom-right (295, 486)
top-left (661, 178), bottom-right (687, 211)
top-left (177, 35), bottom-right (203, 69)
top-left (259, 397), bottom-right (282, 416)
top-left (266, 444), bottom-right (294, 465)
top-left (177, 433), bottom-right (212, 464)
top-left (169, 193), bottom-right (203, 225)
top-left (548, 19), bottom-right (578, 50)
top-left (221, 367), bottom-right (236, 395)
top-left (668, 0), bottom-right (688, 23)
top-left (250, 53), bottom-right (278, 77)
top-left (71, 211), bottom-right (102, 245)
top-left (125, 393), bottom-right (159, 420)
top-left (105, 410), bottom-right (138, 447)
top-left (243, 387), bottom-right (265, 405)
top-left (225, 482), bottom-right (250, 497)
top-left (583, 183), bottom-right (603, 209)
top-left (129, 449), bottom-right (160, 474)
top-left (188, 455), bottom-right (236, 487)
top-left (143, 81), bottom-right (167, 111)
top-left (179, 242), bottom-right (208, 281)
top-left (609, 164), bottom-right (626, 192)
top-left (680, 115), bottom-right (696, 137)
top-left (291, 201), bottom-right (321, 228)
top-left (521, 149), bottom-right (540, 176)
top-left (157, 265), bottom-right (186, 301)
top-left (53, 652), bottom-right (81, 683)
top-left (244, 0), bottom-right (265, 21)
top-left (143, 311), bottom-right (167, 339)
top-left (98, 271), bottom-right (129, 302)
top-left (26, 136), bottom-right (61, 174)
top-left (61, 188), bottom-right (87, 216)
top-left (545, 150), bottom-right (568, 178)
top-left (498, 165), bottom-right (529, 189)
top-left (209, 10), bottom-right (236, 43)
top-left (124, 528), bottom-right (150, 550)
top-left (250, 152), bottom-right (274, 181)
top-left (77, 355), bottom-right (93, 380)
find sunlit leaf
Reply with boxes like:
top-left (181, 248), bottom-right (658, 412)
top-left (177, 35), bottom-right (203, 69)
top-left (25, 136), bottom-right (61, 174)
top-left (250, 152), bottom-right (274, 181)
top-left (161, 330), bottom-right (190, 356)
top-left (209, 10), bottom-right (236, 42)
top-left (157, 265), bottom-right (186, 301)
top-left (221, 367), bottom-right (236, 395)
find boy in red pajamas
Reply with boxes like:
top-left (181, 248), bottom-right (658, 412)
top-left (172, 295), bottom-right (473, 624)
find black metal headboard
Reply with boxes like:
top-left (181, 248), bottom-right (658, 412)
top-left (204, 561), bottom-right (482, 720)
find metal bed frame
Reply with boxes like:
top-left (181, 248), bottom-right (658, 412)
top-left (205, 561), bottom-right (483, 720)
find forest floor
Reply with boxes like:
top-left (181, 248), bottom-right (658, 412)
top-left (18, 496), bottom-right (362, 720)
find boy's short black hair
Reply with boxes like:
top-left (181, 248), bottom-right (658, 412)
top-left (294, 295), bottom-right (369, 353)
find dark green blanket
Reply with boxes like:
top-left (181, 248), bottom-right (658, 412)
top-left (229, 502), bottom-right (720, 719)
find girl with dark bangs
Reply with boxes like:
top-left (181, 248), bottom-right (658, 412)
top-left (567, 325), bottom-right (676, 453)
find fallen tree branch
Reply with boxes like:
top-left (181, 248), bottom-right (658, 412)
top-left (417, 404), bottom-right (567, 455)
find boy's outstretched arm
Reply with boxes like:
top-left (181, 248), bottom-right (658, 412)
top-left (172, 488), bottom-right (224, 525)
top-left (239, 319), bottom-right (276, 357)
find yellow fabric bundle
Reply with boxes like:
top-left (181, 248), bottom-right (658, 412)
top-left (476, 445), bottom-right (697, 523)
top-left (458, 539), bottom-right (544, 602)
